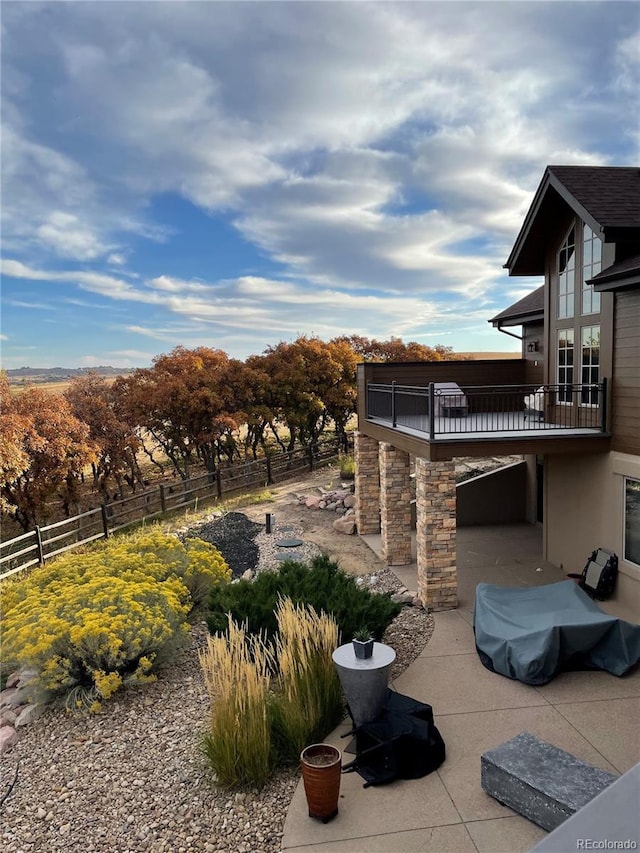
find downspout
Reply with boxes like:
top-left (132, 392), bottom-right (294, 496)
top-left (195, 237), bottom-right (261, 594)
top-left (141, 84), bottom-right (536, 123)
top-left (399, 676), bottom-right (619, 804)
top-left (494, 322), bottom-right (523, 343)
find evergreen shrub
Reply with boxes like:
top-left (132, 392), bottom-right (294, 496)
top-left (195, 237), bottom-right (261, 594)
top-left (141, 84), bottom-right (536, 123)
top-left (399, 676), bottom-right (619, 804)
top-left (207, 554), bottom-right (401, 645)
top-left (1, 529), bottom-right (231, 709)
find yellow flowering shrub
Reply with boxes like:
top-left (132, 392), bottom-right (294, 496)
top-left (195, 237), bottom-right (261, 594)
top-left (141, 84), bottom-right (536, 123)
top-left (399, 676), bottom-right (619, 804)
top-left (0, 528), bottom-right (230, 707)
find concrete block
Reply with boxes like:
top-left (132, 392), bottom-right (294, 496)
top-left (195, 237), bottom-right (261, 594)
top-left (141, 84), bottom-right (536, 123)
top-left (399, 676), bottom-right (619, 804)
top-left (481, 731), bottom-right (617, 831)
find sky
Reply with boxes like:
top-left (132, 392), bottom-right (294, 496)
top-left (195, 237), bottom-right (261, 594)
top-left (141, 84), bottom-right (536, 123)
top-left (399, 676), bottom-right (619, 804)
top-left (1, 1), bottom-right (638, 370)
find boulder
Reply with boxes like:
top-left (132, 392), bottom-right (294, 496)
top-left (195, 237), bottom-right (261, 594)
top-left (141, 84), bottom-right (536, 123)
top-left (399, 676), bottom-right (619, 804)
top-left (15, 703), bottom-right (43, 728)
top-left (305, 496), bottom-right (322, 509)
top-left (344, 494), bottom-right (356, 508)
top-left (241, 569), bottom-right (255, 581)
top-left (391, 591), bottom-right (415, 605)
top-left (332, 517), bottom-right (356, 535)
top-left (5, 672), bottom-right (21, 689)
top-left (0, 725), bottom-right (18, 755)
top-left (0, 688), bottom-right (22, 709)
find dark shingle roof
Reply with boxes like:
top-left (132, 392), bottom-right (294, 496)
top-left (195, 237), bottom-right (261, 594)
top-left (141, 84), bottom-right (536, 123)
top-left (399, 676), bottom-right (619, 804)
top-left (505, 165), bottom-right (640, 276)
top-left (590, 253), bottom-right (640, 292)
top-left (547, 166), bottom-right (640, 230)
top-left (489, 285), bottom-right (544, 326)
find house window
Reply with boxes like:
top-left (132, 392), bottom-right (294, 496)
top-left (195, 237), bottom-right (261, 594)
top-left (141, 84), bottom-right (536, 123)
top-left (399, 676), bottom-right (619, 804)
top-left (558, 226), bottom-right (575, 319)
top-left (582, 224), bottom-right (602, 315)
top-left (557, 329), bottom-right (574, 402)
top-left (625, 478), bottom-right (640, 567)
top-left (580, 325), bottom-right (600, 404)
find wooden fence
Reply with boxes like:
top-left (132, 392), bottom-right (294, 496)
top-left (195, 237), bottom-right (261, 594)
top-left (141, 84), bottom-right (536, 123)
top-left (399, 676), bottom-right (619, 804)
top-left (0, 436), bottom-right (352, 580)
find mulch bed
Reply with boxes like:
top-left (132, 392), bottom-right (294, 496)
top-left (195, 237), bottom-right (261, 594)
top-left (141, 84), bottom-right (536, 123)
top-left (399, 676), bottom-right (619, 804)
top-left (184, 511), bottom-right (263, 578)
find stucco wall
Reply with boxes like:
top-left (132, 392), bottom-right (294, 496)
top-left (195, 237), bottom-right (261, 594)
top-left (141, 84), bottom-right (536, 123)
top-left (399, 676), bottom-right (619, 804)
top-left (456, 461), bottom-right (527, 526)
top-left (545, 452), bottom-right (640, 613)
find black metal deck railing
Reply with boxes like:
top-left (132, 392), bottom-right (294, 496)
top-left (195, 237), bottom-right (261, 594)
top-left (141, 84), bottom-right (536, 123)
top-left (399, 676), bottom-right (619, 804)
top-left (366, 380), bottom-right (607, 440)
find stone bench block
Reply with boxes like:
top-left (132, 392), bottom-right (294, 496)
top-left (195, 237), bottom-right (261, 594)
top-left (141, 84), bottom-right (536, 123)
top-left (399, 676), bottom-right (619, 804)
top-left (481, 731), bottom-right (618, 831)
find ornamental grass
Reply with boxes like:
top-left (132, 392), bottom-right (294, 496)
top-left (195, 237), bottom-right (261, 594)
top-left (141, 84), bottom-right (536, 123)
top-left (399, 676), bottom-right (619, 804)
top-left (199, 618), bottom-right (272, 789)
top-left (269, 597), bottom-right (344, 763)
top-left (199, 598), bottom-right (344, 789)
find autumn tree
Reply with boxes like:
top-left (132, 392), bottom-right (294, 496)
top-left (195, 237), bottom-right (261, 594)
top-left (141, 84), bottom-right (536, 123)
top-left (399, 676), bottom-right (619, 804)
top-left (114, 347), bottom-right (246, 479)
top-left (257, 337), bottom-right (355, 451)
top-left (64, 372), bottom-right (142, 498)
top-left (335, 335), bottom-right (456, 362)
top-left (0, 375), bottom-right (98, 531)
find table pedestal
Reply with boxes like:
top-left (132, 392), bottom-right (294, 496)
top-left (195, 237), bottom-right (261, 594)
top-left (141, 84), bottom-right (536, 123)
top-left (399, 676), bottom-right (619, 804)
top-left (332, 642), bottom-right (396, 726)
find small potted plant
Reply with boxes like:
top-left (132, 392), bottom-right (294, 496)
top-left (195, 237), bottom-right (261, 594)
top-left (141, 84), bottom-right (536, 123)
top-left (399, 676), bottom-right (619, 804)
top-left (352, 626), bottom-right (374, 660)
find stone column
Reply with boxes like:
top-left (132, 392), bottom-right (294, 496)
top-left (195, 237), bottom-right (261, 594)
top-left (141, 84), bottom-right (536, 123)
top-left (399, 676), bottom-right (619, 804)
top-left (415, 457), bottom-right (457, 610)
top-left (379, 443), bottom-right (412, 566)
top-left (354, 432), bottom-right (380, 535)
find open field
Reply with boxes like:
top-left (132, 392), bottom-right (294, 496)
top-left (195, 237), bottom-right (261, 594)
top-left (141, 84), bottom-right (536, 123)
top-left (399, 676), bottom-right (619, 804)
top-left (458, 351), bottom-right (520, 359)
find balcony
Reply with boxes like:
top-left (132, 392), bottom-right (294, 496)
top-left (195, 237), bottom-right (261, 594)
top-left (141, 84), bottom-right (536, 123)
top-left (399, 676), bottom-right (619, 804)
top-left (357, 361), bottom-right (611, 459)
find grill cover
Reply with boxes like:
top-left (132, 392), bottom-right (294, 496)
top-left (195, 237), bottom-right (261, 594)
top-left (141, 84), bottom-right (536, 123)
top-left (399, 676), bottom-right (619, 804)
top-left (474, 580), bottom-right (640, 686)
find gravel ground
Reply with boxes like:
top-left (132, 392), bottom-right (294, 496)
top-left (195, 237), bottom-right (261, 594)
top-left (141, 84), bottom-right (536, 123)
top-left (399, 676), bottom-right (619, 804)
top-left (1, 513), bottom-right (434, 853)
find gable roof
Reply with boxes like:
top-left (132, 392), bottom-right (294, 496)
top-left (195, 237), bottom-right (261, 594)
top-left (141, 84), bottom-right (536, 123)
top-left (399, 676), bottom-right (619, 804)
top-left (489, 285), bottom-right (544, 328)
top-left (505, 166), bottom-right (640, 276)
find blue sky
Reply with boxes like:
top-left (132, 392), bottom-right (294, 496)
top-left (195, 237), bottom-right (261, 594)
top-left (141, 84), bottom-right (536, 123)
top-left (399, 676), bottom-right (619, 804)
top-left (1, 1), bottom-right (638, 369)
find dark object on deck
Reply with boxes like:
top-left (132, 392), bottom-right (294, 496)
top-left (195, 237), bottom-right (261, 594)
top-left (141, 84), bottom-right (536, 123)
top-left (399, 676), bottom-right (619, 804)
top-left (474, 580), bottom-right (640, 686)
top-left (481, 731), bottom-right (617, 832)
top-left (342, 690), bottom-right (445, 787)
top-left (567, 547), bottom-right (618, 600)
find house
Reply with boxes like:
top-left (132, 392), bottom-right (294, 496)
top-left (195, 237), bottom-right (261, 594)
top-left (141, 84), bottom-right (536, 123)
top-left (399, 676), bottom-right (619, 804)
top-left (353, 165), bottom-right (640, 614)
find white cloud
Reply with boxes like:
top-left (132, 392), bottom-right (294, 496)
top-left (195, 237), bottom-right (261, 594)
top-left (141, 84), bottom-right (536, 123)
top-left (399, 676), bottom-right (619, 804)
top-left (2, 2), bottom-right (637, 363)
top-left (36, 211), bottom-right (110, 260)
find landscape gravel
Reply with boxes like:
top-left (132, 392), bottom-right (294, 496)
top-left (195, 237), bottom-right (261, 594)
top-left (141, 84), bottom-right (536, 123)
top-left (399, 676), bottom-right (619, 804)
top-left (1, 512), bottom-right (433, 853)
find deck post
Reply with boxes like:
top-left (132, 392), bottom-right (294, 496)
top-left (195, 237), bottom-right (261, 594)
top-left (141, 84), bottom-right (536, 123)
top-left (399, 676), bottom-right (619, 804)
top-left (379, 442), bottom-right (412, 566)
top-left (415, 457), bottom-right (457, 610)
top-left (354, 432), bottom-right (381, 535)
top-left (428, 383), bottom-right (435, 440)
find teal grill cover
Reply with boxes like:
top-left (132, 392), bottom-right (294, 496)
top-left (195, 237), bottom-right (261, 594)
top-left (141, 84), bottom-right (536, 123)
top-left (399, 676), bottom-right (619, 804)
top-left (474, 580), bottom-right (640, 685)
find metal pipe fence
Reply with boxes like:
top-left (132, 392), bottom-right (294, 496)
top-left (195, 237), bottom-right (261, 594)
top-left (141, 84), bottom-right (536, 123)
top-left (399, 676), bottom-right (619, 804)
top-left (367, 381), bottom-right (607, 438)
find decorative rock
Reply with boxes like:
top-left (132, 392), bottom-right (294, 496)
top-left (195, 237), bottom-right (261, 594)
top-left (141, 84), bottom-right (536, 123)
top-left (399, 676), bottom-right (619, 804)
top-left (344, 494), bottom-right (356, 508)
top-left (332, 517), bottom-right (356, 535)
top-left (412, 597), bottom-right (424, 609)
top-left (0, 688), bottom-right (21, 709)
top-left (481, 731), bottom-right (618, 832)
top-left (241, 569), bottom-right (255, 581)
top-left (15, 703), bottom-right (44, 728)
top-left (305, 496), bottom-right (322, 509)
top-left (0, 708), bottom-right (18, 726)
top-left (390, 591), bottom-right (415, 605)
top-left (5, 671), bottom-right (21, 689)
top-left (0, 725), bottom-right (18, 755)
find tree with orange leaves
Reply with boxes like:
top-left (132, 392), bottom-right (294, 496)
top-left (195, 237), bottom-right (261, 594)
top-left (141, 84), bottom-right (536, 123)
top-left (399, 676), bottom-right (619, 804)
top-left (64, 372), bottom-right (142, 498)
top-left (114, 347), bottom-right (246, 479)
top-left (0, 373), bottom-right (98, 531)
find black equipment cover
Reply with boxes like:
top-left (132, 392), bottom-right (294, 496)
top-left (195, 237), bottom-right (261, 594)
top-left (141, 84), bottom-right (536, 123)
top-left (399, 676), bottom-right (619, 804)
top-left (342, 690), bottom-right (446, 787)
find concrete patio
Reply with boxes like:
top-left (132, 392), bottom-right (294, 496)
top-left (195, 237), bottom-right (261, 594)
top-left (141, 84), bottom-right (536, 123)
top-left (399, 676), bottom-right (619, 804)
top-left (280, 524), bottom-right (640, 853)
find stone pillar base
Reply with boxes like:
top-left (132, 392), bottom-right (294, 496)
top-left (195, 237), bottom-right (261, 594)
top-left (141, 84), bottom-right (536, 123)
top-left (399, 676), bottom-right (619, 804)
top-left (416, 457), bottom-right (457, 610)
top-left (354, 432), bottom-right (380, 535)
top-left (379, 443), bottom-right (412, 566)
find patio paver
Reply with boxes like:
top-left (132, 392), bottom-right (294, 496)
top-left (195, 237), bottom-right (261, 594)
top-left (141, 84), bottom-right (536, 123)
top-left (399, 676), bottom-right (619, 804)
top-left (280, 524), bottom-right (640, 853)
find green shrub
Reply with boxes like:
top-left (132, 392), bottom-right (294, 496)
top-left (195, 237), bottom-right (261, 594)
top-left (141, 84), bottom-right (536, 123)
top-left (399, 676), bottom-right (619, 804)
top-left (1, 528), bottom-right (231, 709)
top-left (207, 555), bottom-right (401, 645)
top-left (338, 452), bottom-right (355, 479)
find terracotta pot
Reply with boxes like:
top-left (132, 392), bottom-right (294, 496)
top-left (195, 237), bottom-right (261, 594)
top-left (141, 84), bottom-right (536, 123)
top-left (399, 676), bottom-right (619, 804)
top-left (300, 743), bottom-right (342, 823)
